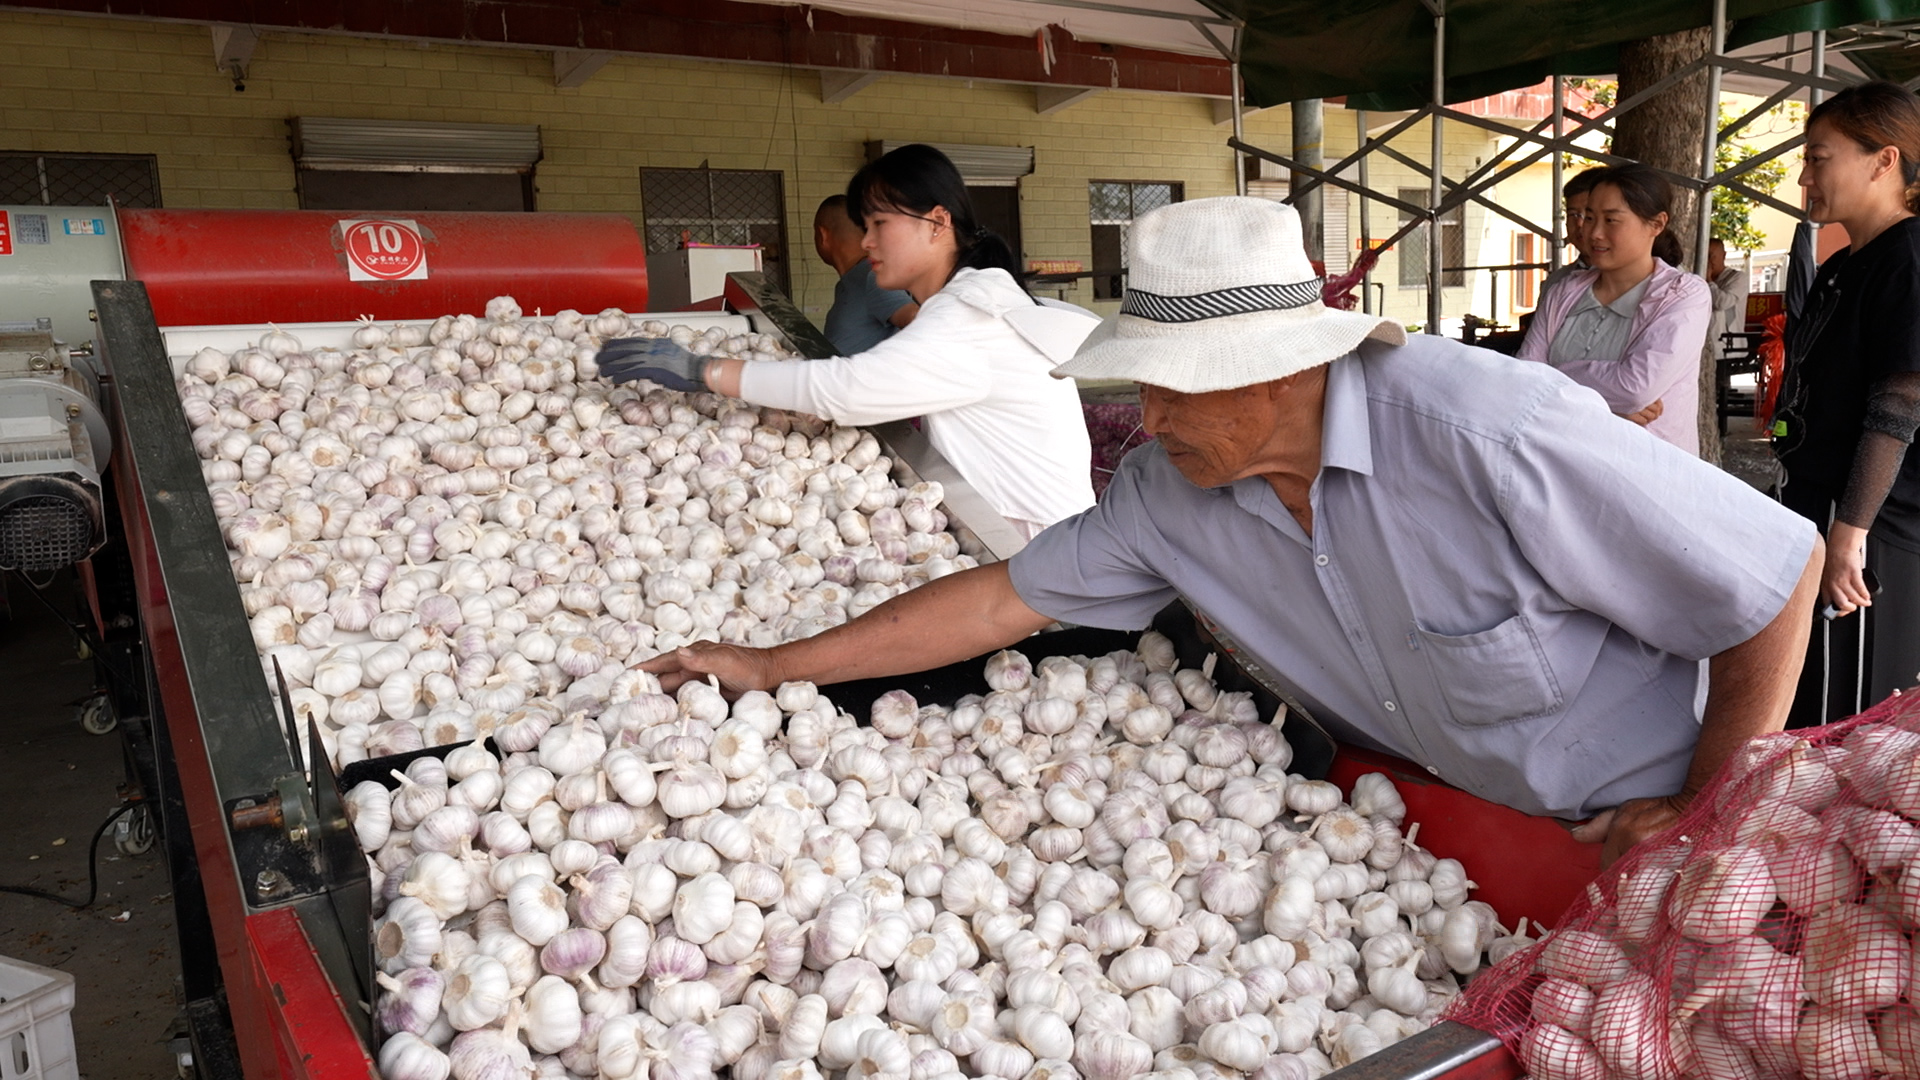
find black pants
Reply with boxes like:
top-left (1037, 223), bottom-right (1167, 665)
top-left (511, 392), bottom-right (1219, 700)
top-left (1781, 485), bottom-right (1920, 727)
top-left (1866, 533), bottom-right (1920, 703)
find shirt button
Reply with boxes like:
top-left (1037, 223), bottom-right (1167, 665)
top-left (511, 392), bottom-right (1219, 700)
top-left (1383, 701), bottom-right (1397, 712)
top-left (1426, 765), bottom-right (1440, 776)
top-left (1315, 554), bottom-right (1329, 566)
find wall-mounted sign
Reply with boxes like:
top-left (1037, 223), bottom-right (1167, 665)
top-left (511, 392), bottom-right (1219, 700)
top-left (340, 218), bottom-right (429, 281)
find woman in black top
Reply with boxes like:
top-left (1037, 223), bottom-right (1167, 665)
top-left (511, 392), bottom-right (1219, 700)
top-left (1776, 81), bottom-right (1920, 724)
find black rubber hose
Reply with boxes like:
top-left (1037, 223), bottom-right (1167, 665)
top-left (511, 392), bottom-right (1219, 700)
top-left (0, 801), bottom-right (141, 909)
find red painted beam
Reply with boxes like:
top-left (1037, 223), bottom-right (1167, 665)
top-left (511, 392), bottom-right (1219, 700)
top-left (109, 435), bottom-right (290, 1079)
top-left (1, 0), bottom-right (1233, 96)
top-left (247, 910), bottom-right (376, 1080)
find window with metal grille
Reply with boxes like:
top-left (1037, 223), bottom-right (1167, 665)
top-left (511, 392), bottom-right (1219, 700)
top-left (0, 153), bottom-right (162, 208)
top-left (1397, 188), bottom-right (1464, 288)
top-left (1090, 181), bottom-right (1182, 300)
top-left (641, 168), bottom-right (789, 294)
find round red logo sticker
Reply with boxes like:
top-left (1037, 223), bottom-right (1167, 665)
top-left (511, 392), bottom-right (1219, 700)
top-left (343, 220), bottom-right (426, 280)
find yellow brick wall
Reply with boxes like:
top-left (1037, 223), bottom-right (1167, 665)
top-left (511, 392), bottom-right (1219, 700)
top-left (0, 9), bottom-right (1513, 327)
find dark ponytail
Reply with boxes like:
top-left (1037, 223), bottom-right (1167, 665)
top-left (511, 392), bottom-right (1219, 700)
top-left (1652, 231), bottom-right (1685, 268)
top-left (847, 144), bottom-right (1028, 293)
top-left (1589, 163), bottom-right (1684, 267)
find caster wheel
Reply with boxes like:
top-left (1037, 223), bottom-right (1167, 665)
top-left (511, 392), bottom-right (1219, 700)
top-left (80, 695), bottom-right (115, 735)
top-left (114, 804), bottom-right (154, 856)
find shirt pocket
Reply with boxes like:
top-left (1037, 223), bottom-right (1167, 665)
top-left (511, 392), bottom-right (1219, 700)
top-left (1414, 613), bottom-right (1564, 726)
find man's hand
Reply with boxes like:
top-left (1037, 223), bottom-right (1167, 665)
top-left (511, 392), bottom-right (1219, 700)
top-left (1822, 520), bottom-right (1872, 615)
top-left (631, 562), bottom-right (1052, 699)
top-left (1572, 795), bottom-right (1689, 868)
top-left (1620, 399), bottom-right (1665, 426)
top-left (640, 642), bottom-right (781, 696)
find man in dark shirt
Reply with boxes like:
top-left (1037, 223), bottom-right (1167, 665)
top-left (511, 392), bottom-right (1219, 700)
top-left (814, 195), bottom-right (917, 355)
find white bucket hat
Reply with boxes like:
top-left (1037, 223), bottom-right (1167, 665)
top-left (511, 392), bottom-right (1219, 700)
top-left (1055, 196), bottom-right (1406, 392)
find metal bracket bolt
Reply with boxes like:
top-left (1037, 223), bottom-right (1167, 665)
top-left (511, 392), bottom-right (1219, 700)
top-left (254, 869), bottom-right (290, 900)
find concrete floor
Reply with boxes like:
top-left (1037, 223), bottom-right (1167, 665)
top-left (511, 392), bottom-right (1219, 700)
top-left (0, 573), bottom-right (180, 1080)
top-left (1721, 428), bottom-right (1781, 493)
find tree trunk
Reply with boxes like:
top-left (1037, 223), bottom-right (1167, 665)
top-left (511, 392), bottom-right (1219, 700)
top-left (1612, 28), bottom-right (1722, 464)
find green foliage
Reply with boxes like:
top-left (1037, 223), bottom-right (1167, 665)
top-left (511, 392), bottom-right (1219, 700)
top-left (1713, 101), bottom-right (1797, 253)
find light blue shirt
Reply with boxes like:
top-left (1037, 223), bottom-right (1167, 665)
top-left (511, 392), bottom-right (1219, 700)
top-left (1009, 335), bottom-right (1817, 818)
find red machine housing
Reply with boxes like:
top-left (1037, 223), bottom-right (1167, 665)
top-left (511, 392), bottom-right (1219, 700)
top-left (117, 209), bottom-right (648, 327)
top-left (1329, 746), bottom-right (1603, 931)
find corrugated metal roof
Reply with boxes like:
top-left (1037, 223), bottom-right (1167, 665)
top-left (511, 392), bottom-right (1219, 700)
top-left (291, 118), bottom-right (543, 171)
top-left (866, 141), bottom-right (1037, 180)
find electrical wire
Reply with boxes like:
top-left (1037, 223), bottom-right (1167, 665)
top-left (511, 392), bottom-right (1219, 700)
top-left (0, 801), bottom-right (142, 909)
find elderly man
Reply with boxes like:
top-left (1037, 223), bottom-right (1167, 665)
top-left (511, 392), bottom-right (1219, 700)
top-left (813, 194), bottom-right (917, 355)
top-left (649, 197), bottom-right (1821, 864)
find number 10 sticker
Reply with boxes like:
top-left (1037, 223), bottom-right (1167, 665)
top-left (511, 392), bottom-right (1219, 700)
top-left (340, 219), bottom-right (429, 282)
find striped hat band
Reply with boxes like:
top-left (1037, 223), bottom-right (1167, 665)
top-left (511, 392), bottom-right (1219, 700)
top-left (1119, 278), bottom-right (1325, 324)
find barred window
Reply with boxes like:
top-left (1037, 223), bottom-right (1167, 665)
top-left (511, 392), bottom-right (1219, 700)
top-left (1090, 181), bottom-right (1182, 301)
top-left (0, 152), bottom-right (162, 208)
top-left (641, 168), bottom-right (789, 294)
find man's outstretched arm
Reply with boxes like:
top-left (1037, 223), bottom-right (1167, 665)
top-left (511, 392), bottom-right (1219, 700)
top-left (639, 560), bottom-right (1055, 693)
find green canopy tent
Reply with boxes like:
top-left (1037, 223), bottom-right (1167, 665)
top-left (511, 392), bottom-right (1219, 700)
top-left (1209, 0), bottom-right (1914, 109)
top-left (1195, 0), bottom-right (1920, 327)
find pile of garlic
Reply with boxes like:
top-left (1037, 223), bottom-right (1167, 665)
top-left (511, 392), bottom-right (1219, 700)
top-left (1516, 725), bottom-right (1920, 1080)
top-left (177, 299), bottom-right (972, 771)
top-left (356, 636), bottom-right (1524, 1080)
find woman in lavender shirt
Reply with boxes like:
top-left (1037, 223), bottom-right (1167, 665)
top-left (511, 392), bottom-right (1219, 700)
top-left (1518, 164), bottom-right (1712, 455)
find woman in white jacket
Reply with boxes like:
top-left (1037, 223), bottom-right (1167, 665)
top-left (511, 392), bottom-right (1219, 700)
top-left (704, 145), bottom-right (1097, 538)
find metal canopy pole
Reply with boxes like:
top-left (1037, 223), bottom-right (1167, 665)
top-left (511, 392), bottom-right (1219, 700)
top-left (1551, 74), bottom-right (1565, 270)
top-left (1697, 0), bottom-right (1726, 276)
top-left (1195, 19), bottom-right (1248, 198)
top-left (1206, 18), bottom-right (1246, 198)
top-left (1810, 29), bottom-right (1826, 238)
top-left (1232, 55), bottom-right (1248, 196)
top-left (1359, 108), bottom-right (1373, 314)
top-left (1812, 29), bottom-right (1827, 108)
top-left (1294, 100), bottom-right (1325, 261)
top-left (1428, 0), bottom-right (1446, 335)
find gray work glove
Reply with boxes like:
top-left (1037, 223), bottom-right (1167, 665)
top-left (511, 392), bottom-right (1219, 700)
top-left (594, 337), bottom-right (707, 393)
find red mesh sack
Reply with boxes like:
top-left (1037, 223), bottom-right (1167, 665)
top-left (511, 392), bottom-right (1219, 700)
top-left (1756, 312), bottom-right (1788, 432)
top-left (1445, 692), bottom-right (1920, 1080)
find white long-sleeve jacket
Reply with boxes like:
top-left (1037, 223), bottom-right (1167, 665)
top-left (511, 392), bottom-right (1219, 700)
top-left (738, 268), bottom-right (1096, 537)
